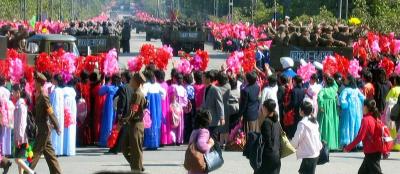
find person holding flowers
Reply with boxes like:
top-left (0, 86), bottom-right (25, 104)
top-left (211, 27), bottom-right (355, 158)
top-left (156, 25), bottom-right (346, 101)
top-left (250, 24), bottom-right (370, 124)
top-left (12, 84), bottom-right (35, 174)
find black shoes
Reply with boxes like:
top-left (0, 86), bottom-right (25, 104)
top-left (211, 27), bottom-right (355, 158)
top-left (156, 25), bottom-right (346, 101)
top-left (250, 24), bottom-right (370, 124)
top-left (3, 161), bottom-right (11, 174)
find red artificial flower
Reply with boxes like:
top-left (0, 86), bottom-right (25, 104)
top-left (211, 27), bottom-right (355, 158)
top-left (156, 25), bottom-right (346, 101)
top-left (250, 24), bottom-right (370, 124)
top-left (240, 48), bottom-right (255, 73)
top-left (155, 48), bottom-right (172, 70)
top-left (35, 52), bottom-right (54, 73)
top-left (139, 44), bottom-right (156, 65)
top-left (379, 57), bottom-right (395, 78)
top-left (335, 53), bottom-right (350, 78)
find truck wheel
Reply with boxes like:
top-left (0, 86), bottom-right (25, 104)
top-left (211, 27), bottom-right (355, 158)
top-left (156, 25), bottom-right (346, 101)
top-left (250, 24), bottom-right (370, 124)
top-left (199, 43), bottom-right (205, 51)
top-left (146, 34), bottom-right (151, 41)
top-left (172, 45), bottom-right (179, 56)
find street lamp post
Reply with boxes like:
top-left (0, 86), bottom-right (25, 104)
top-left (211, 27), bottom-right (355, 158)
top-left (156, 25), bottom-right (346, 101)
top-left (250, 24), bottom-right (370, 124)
top-left (59, 0), bottom-right (63, 21)
top-left (339, 0), bottom-right (342, 20)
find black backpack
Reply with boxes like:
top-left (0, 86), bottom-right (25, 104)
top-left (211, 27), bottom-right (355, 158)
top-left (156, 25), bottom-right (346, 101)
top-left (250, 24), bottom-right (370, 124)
top-left (26, 111), bottom-right (37, 141)
top-left (243, 132), bottom-right (264, 171)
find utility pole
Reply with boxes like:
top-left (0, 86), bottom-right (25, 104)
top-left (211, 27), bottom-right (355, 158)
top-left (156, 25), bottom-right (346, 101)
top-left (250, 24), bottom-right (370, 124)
top-left (157, 0), bottom-right (160, 18)
top-left (214, 0), bottom-right (218, 16)
top-left (71, 0), bottom-right (74, 20)
top-left (228, 0), bottom-right (233, 22)
top-left (50, 0), bottom-right (53, 20)
top-left (23, 0), bottom-right (27, 20)
top-left (339, 0), bottom-right (342, 20)
top-left (345, 0), bottom-right (349, 19)
top-left (59, 0), bottom-right (63, 21)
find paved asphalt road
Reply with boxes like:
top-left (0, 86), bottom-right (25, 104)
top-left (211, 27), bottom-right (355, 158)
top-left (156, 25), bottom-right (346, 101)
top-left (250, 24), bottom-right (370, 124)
top-left (6, 31), bottom-right (399, 174)
top-left (14, 146), bottom-right (400, 174)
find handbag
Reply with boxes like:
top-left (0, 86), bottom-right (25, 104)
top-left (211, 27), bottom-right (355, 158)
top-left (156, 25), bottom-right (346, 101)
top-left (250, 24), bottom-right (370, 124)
top-left (143, 109), bottom-right (152, 129)
top-left (204, 143), bottom-right (224, 172)
top-left (184, 133), bottom-right (206, 172)
top-left (317, 141), bottom-right (330, 165)
top-left (278, 123), bottom-right (296, 158)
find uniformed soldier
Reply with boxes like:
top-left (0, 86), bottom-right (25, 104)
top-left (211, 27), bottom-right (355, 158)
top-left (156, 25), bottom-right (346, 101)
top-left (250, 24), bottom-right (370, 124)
top-left (121, 72), bottom-right (147, 173)
top-left (298, 27), bottom-right (313, 47)
top-left (30, 73), bottom-right (62, 174)
top-left (272, 25), bottom-right (287, 46)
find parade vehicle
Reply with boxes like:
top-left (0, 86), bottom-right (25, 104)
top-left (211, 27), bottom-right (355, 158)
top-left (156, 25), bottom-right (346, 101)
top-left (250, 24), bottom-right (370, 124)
top-left (134, 21), bottom-right (146, 34)
top-left (145, 23), bottom-right (163, 41)
top-left (268, 44), bottom-right (353, 70)
top-left (75, 35), bottom-right (120, 56)
top-left (161, 24), bottom-right (206, 56)
top-left (25, 34), bottom-right (79, 64)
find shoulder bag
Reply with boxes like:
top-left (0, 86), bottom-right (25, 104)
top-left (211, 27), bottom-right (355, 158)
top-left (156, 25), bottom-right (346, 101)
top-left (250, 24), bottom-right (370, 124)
top-left (278, 123), bottom-right (296, 158)
top-left (204, 143), bottom-right (224, 172)
top-left (184, 132), bottom-right (206, 172)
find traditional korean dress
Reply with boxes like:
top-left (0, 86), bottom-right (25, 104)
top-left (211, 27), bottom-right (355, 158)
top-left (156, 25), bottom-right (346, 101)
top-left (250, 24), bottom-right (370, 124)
top-left (160, 82), bottom-right (172, 145)
top-left (304, 83), bottom-right (322, 118)
top-left (317, 82), bottom-right (340, 150)
top-left (63, 87), bottom-right (77, 156)
top-left (383, 86), bottom-right (400, 151)
top-left (98, 84), bottom-right (119, 147)
top-left (143, 82), bottom-right (165, 149)
top-left (0, 86), bottom-right (12, 156)
top-left (50, 86), bottom-right (64, 155)
top-left (169, 84), bottom-right (188, 144)
top-left (91, 83), bottom-right (105, 143)
top-left (339, 87), bottom-right (365, 146)
top-left (76, 82), bottom-right (91, 145)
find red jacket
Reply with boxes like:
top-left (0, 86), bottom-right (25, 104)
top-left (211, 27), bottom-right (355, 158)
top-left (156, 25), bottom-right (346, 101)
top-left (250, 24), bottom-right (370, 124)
top-left (345, 114), bottom-right (381, 154)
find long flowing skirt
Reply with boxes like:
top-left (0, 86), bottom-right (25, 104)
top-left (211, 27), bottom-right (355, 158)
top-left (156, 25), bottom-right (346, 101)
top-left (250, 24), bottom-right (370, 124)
top-left (63, 124), bottom-right (76, 156)
top-left (0, 127), bottom-right (11, 156)
top-left (144, 93), bottom-right (162, 149)
top-left (51, 114), bottom-right (64, 156)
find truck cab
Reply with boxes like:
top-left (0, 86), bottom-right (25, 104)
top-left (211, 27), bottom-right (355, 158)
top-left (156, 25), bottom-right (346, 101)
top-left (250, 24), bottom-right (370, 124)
top-left (25, 34), bottom-right (79, 64)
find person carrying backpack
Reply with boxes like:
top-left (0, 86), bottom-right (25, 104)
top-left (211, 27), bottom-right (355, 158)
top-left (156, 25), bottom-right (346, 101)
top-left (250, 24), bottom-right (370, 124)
top-left (344, 99), bottom-right (393, 174)
top-left (290, 101), bottom-right (322, 174)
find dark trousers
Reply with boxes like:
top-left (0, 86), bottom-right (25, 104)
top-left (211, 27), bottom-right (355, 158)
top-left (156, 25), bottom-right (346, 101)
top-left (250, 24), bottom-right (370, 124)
top-left (30, 129), bottom-right (62, 174)
top-left (121, 39), bottom-right (130, 53)
top-left (299, 157), bottom-right (318, 174)
top-left (122, 122), bottom-right (144, 172)
top-left (358, 152), bottom-right (382, 174)
top-left (208, 126), bottom-right (219, 141)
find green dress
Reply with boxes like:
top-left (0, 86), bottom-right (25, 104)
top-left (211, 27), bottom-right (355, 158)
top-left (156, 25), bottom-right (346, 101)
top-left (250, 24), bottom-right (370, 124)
top-left (317, 82), bottom-right (340, 150)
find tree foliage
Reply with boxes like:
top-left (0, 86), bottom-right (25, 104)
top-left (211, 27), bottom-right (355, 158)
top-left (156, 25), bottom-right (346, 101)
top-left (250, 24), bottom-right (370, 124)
top-left (0, 0), bottom-right (109, 21)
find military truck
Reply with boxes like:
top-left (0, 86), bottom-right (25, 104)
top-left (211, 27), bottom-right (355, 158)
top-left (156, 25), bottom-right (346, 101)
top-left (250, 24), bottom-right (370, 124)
top-left (145, 23), bottom-right (163, 41)
top-left (161, 24), bottom-right (206, 56)
top-left (75, 36), bottom-right (120, 56)
top-left (133, 21), bottom-right (146, 34)
top-left (268, 44), bottom-right (353, 70)
top-left (25, 34), bottom-right (79, 64)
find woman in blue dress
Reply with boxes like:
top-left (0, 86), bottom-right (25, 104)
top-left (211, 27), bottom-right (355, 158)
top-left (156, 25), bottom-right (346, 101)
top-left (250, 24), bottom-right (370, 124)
top-left (339, 75), bottom-right (365, 147)
top-left (143, 70), bottom-right (166, 150)
top-left (98, 75), bottom-right (120, 147)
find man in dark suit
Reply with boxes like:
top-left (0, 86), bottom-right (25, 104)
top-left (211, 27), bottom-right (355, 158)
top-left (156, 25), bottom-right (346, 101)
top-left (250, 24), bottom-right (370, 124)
top-left (201, 71), bottom-right (225, 140)
top-left (108, 71), bottom-right (133, 154)
top-left (30, 73), bottom-right (62, 174)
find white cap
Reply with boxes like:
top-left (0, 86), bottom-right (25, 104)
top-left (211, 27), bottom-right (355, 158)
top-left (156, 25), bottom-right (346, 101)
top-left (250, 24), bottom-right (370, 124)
top-left (300, 59), bottom-right (307, 66)
top-left (280, 57), bottom-right (294, 69)
top-left (313, 61), bottom-right (323, 70)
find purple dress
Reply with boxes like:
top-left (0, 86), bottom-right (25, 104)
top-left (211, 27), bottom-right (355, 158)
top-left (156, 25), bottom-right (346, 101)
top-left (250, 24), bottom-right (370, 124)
top-left (160, 82), bottom-right (172, 145)
top-left (169, 84), bottom-right (188, 144)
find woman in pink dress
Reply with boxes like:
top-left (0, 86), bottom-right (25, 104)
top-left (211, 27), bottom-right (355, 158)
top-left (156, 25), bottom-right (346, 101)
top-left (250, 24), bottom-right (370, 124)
top-left (169, 73), bottom-right (188, 145)
top-left (193, 71), bottom-right (205, 110)
top-left (155, 70), bottom-right (172, 146)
